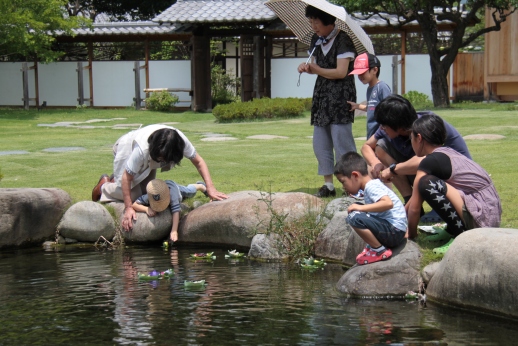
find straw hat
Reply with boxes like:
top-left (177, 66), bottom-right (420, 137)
top-left (146, 179), bottom-right (170, 212)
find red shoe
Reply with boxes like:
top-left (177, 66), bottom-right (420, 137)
top-left (356, 248), bottom-right (392, 265)
top-left (92, 174), bottom-right (109, 201)
top-left (356, 245), bottom-right (371, 260)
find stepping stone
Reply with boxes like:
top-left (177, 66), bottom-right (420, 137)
top-left (42, 147), bottom-right (86, 152)
top-left (0, 150), bottom-right (30, 156)
top-left (200, 137), bottom-right (238, 142)
top-left (463, 134), bottom-right (505, 140)
top-left (246, 135), bottom-right (288, 140)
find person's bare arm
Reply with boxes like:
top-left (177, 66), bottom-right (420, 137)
top-left (121, 171), bottom-right (137, 231)
top-left (170, 211), bottom-right (180, 242)
top-left (190, 153), bottom-right (228, 201)
top-left (307, 58), bottom-right (350, 79)
top-left (406, 170), bottom-right (426, 238)
top-left (131, 201), bottom-right (157, 217)
top-left (347, 195), bottom-right (393, 213)
top-left (361, 135), bottom-right (384, 178)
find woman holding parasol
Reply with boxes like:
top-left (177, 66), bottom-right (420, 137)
top-left (297, 5), bottom-right (358, 197)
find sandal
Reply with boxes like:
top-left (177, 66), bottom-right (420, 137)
top-left (196, 181), bottom-right (208, 197)
top-left (433, 238), bottom-right (454, 254)
top-left (356, 245), bottom-right (371, 260)
top-left (421, 225), bottom-right (452, 243)
top-left (356, 248), bottom-right (392, 265)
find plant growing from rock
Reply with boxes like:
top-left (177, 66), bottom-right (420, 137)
top-left (251, 189), bottom-right (326, 261)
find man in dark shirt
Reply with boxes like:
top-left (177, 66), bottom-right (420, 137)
top-left (361, 95), bottom-right (471, 207)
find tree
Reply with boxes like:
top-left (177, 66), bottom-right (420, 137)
top-left (335, 0), bottom-right (517, 107)
top-left (0, 0), bottom-right (89, 62)
top-left (66, 0), bottom-right (176, 22)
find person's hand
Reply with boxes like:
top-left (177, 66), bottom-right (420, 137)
top-left (122, 207), bottom-right (137, 231)
top-left (206, 186), bottom-right (228, 201)
top-left (372, 163), bottom-right (385, 179)
top-left (379, 169), bottom-right (393, 183)
top-left (297, 63), bottom-right (309, 74)
top-left (146, 208), bottom-right (157, 217)
top-left (347, 101), bottom-right (359, 111)
top-left (347, 203), bottom-right (362, 213)
top-left (170, 230), bottom-right (178, 243)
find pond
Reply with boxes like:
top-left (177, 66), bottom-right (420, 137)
top-left (0, 245), bottom-right (517, 345)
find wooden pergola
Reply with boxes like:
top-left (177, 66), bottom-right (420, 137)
top-left (54, 0), bottom-right (461, 111)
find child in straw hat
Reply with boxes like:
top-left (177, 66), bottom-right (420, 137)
top-left (132, 179), bottom-right (208, 243)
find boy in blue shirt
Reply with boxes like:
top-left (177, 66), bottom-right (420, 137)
top-left (132, 179), bottom-right (207, 243)
top-left (334, 152), bottom-right (407, 264)
top-left (347, 53), bottom-right (392, 139)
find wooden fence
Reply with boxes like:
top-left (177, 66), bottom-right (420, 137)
top-left (452, 52), bottom-right (485, 101)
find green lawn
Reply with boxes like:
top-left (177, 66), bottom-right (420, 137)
top-left (1, 106), bottom-right (517, 230)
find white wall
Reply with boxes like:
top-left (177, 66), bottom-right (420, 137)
top-left (269, 54), bottom-right (434, 102)
top-left (39, 62), bottom-right (89, 107)
top-left (0, 63), bottom-right (33, 106)
top-left (148, 61), bottom-right (191, 108)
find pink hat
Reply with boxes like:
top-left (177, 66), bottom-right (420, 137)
top-left (349, 53), bottom-right (381, 75)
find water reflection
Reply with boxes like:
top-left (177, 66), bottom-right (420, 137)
top-left (0, 246), bottom-right (516, 345)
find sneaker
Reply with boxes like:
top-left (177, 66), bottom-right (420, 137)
top-left (422, 225), bottom-right (452, 243)
top-left (356, 245), bottom-right (371, 260)
top-left (314, 185), bottom-right (336, 198)
top-left (356, 248), bottom-right (392, 265)
top-left (433, 238), bottom-right (454, 254)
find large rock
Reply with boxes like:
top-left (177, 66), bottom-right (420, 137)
top-left (426, 228), bottom-right (518, 318)
top-left (314, 197), bottom-right (365, 266)
top-left (109, 202), bottom-right (172, 242)
top-left (0, 188), bottom-right (72, 248)
top-left (57, 201), bottom-right (115, 242)
top-left (248, 233), bottom-right (289, 261)
top-left (179, 191), bottom-right (325, 248)
top-left (336, 240), bottom-right (421, 297)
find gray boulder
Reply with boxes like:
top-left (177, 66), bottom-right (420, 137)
top-left (314, 198), bottom-right (365, 266)
top-left (109, 202), bottom-right (172, 242)
top-left (179, 191), bottom-right (325, 248)
top-left (336, 240), bottom-right (421, 297)
top-left (248, 233), bottom-right (289, 261)
top-left (57, 201), bottom-right (115, 242)
top-left (0, 188), bottom-right (71, 248)
top-left (426, 228), bottom-right (518, 318)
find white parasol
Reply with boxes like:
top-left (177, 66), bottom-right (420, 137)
top-left (264, 0), bottom-right (374, 55)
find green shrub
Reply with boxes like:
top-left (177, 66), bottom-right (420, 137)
top-left (402, 90), bottom-right (434, 110)
top-left (213, 97), bottom-right (305, 122)
top-left (145, 90), bottom-right (179, 112)
top-left (211, 64), bottom-right (240, 107)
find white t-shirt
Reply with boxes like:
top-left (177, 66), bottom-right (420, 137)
top-left (364, 179), bottom-right (408, 231)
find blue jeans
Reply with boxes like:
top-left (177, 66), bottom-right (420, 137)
top-left (178, 184), bottom-right (198, 199)
top-left (346, 211), bottom-right (406, 248)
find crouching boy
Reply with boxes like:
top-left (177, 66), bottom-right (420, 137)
top-left (334, 152), bottom-right (407, 265)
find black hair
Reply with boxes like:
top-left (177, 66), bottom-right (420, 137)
top-left (305, 5), bottom-right (336, 26)
top-left (374, 94), bottom-right (417, 131)
top-left (411, 113), bottom-right (446, 146)
top-left (372, 66), bottom-right (380, 78)
top-left (334, 151), bottom-right (368, 177)
top-left (148, 128), bottom-right (185, 165)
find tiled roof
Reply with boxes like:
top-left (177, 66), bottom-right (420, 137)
top-left (56, 21), bottom-right (193, 37)
top-left (153, 0), bottom-right (277, 24)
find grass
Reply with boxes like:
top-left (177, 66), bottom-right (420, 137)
top-left (1, 104), bottom-right (517, 263)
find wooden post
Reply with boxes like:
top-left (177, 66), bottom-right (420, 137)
top-left (191, 28), bottom-right (212, 112)
top-left (21, 62), bottom-right (29, 110)
top-left (77, 62), bottom-right (84, 106)
top-left (34, 62), bottom-right (39, 108)
top-left (88, 41), bottom-right (94, 106)
top-left (240, 35), bottom-right (254, 102)
top-left (265, 36), bottom-right (272, 98)
top-left (253, 35), bottom-right (264, 99)
top-left (134, 61), bottom-right (142, 110)
top-left (392, 55), bottom-right (399, 95)
top-left (400, 31), bottom-right (406, 95)
top-left (145, 38), bottom-right (150, 99)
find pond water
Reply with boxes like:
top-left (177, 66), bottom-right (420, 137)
top-left (0, 245), bottom-right (517, 345)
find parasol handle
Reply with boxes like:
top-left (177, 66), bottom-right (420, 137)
top-left (297, 39), bottom-right (323, 87)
